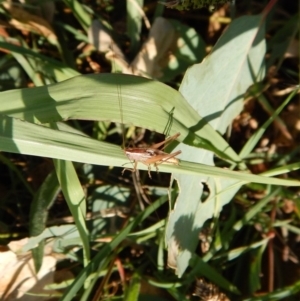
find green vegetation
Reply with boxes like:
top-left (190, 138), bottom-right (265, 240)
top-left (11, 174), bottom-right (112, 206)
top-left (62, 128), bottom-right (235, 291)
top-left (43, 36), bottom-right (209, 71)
top-left (0, 0), bottom-right (299, 300)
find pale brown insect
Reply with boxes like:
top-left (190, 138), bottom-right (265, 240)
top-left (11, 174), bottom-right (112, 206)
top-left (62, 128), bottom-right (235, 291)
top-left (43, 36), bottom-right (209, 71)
top-left (112, 45), bottom-right (181, 178)
top-left (122, 132), bottom-right (182, 178)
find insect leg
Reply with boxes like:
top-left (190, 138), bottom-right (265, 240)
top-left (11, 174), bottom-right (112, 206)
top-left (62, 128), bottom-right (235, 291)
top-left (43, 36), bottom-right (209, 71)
top-left (122, 167), bottom-right (132, 175)
top-left (147, 164), bottom-right (152, 178)
top-left (143, 150), bottom-right (182, 165)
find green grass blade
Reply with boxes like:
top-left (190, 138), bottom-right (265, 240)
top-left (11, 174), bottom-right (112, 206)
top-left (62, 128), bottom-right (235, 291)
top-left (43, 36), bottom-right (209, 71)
top-left (0, 40), bottom-right (79, 82)
top-left (124, 273), bottom-right (141, 301)
top-left (127, 0), bottom-right (143, 54)
top-left (53, 159), bottom-right (90, 267)
top-left (63, 0), bottom-right (91, 31)
top-left (165, 14), bottom-right (268, 276)
top-left (30, 171), bottom-right (60, 272)
top-left (0, 116), bottom-right (299, 186)
top-left (0, 73), bottom-right (240, 163)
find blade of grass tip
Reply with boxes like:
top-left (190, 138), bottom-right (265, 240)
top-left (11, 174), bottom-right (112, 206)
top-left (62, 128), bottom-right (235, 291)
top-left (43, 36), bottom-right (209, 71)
top-left (259, 162), bottom-right (300, 177)
top-left (60, 195), bottom-right (167, 301)
top-left (213, 236), bottom-right (270, 262)
top-left (249, 242), bottom-right (267, 292)
top-left (283, 223), bottom-right (300, 236)
top-left (239, 86), bottom-right (299, 159)
top-left (30, 171), bottom-right (60, 272)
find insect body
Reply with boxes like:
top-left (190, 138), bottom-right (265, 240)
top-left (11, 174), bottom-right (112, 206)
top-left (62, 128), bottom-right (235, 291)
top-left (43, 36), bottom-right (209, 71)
top-left (122, 132), bottom-right (182, 178)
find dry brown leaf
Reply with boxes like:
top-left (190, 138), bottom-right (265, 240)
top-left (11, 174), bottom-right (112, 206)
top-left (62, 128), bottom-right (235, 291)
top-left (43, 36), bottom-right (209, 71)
top-left (282, 199), bottom-right (295, 214)
top-left (208, 5), bottom-right (231, 39)
top-left (88, 20), bottom-right (130, 72)
top-left (2, 2), bottom-right (57, 45)
top-left (88, 17), bottom-right (176, 78)
top-left (282, 103), bottom-right (300, 138)
top-left (0, 238), bottom-right (58, 300)
top-left (285, 39), bottom-right (299, 58)
top-left (167, 235), bottom-right (180, 271)
top-left (130, 17), bottom-right (176, 78)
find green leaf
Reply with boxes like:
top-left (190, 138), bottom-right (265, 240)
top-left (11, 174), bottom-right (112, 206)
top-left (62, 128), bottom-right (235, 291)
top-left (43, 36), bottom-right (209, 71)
top-left (166, 14), bottom-right (268, 276)
top-left (249, 244), bottom-right (266, 293)
top-left (30, 171), bottom-right (60, 272)
top-left (0, 72), bottom-right (240, 163)
top-left (0, 116), bottom-right (299, 185)
top-left (161, 19), bottom-right (206, 82)
top-left (127, 0), bottom-right (143, 54)
top-left (22, 225), bottom-right (78, 252)
top-left (124, 273), bottom-right (141, 301)
top-left (0, 40), bottom-right (79, 83)
top-left (63, 0), bottom-right (91, 31)
top-left (53, 159), bottom-right (90, 266)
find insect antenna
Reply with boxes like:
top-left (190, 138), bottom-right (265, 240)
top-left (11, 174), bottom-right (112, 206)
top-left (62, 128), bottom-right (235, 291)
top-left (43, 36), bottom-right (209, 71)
top-left (109, 42), bottom-right (126, 151)
top-left (117, 76), bottom-right (126, 150)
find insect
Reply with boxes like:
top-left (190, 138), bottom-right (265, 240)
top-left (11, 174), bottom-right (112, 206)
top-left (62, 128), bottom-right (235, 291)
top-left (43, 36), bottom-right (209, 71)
top-left (111, 43), bottom-right (182, 178)
top-left (122, 132), bottom-right (182, 178)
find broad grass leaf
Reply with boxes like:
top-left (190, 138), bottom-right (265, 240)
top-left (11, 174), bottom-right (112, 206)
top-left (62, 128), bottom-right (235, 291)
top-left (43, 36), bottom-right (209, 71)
top-left (166, 14), bottom-right (267, 276)
top-left (0, 115), bottom-right (298, 185)
top-left (160, 19), bottom-right (206, 81)
top-left (1, 72), bottom-right (241, 163)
